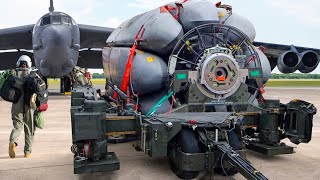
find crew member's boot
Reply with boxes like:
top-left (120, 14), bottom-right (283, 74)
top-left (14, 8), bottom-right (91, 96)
top-left (9, 142), bottom-right (16, 158)
top-left (24, 153), bottom-right (32, 158)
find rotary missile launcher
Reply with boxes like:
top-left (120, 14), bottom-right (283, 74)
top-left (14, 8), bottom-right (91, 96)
top-left (70, 0), bottom-right (317, 179)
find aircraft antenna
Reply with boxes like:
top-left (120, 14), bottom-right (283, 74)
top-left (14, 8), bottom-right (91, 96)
top-left (49, 0), bottom-right (54, 12)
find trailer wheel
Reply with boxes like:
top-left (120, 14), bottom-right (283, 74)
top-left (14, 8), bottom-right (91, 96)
top-left (60, 76), bottom-right (72, 93)
top-left (214, 130), bottom-right (240, 176)
top-left (168, 128), bottom-right (200, 179)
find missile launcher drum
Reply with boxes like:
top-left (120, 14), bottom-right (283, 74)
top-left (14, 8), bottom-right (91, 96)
top-left (70, 0), bottom-right (318, 179)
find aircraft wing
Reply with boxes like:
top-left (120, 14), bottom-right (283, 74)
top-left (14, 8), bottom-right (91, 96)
top-left (79, 24), bottom-right (114, 48)
top-left (0, 24), bottom-right (114, 70)
top-left (77, 49), bottom-right (103, 68)
top-left (0, 24), bottom-right (34, 50)
top-left (253, 41), bottom-right (320, 70)
top-left (0, 24), bottom-right (34, 69)
top-left (77, 25), bottom-right (114, 68)
top-left (0, 51), bottom-right (34, 70)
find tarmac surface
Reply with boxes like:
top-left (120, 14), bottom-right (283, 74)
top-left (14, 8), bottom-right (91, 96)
top-left (0, 87), bottom-right (320, 180)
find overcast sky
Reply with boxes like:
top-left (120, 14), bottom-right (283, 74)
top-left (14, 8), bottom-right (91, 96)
top-left (0, 0), bottom-right (319, 73)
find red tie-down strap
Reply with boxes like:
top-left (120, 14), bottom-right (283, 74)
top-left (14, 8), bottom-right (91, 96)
top-left (160, 0), bottom-right (188, 20)
top-left (113, 25), bottom-right (145, 100)
top-left (160, 6), bottom-right (174, 13)
top-left (258, 84), bottom-right (266, 104)
top-left (260, 84), bottom-right (266, 95)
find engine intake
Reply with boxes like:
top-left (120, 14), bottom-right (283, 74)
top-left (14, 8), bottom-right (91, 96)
top-left (298, 50), bottom-right (319, 73)
top-left (277, 50), bottom-right (301, 73)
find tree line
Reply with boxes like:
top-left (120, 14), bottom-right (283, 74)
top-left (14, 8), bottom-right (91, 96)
top-left (91, 73), bottom-right (320, 79)
top-left (4, 69), bottom-right (319, 79)
top-left (270, 73), bottom-right (320, 79)
top-left (92, 73), bottom-right (105, 79)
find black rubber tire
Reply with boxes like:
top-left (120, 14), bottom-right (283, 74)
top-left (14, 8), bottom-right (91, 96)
top-left (168, 128), bottom-right (200, 179)
top-left (64, 76), bottom-right (72, 92)
top-left (60, 78), bottom-right (65, 93)
top-left (214, 130), bottom-right (241, 176)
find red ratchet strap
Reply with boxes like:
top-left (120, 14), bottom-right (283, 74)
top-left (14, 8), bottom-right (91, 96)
top-left (160, 0), bottom-right (188, 20)
top-left (113, 25), bottom-right (145, 99)
top-left (174, 0), bottom-right (188, 20)
top-left (160, 6), bottom-right (175, 13)
top-left (260, 84), bottom-right (266, 95)
top-left (258, 84), bottom-right (266, 104)
top-left (216, 2), bottom-right (232, 11)
top-left (245, 55), bottom-right (257, 67)
top-left (258, 46), bottom-right (266, 53)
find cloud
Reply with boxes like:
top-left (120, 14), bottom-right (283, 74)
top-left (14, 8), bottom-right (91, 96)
top-left (0, 0), bottom-right (48, 28)
top-left (0, 0), bottom-right (107, 28)
top-left (269, 0), bottom-right (320, 26)
top-left (56, 0), bottom-right (97, 21)
top-left (128, 0), bottom-right (176, 9)
top-left (105, 17), bottom-right (122, 28)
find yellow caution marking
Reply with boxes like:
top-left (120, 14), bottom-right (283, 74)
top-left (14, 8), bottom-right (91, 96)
top-left (219, 12), bottom-right (225, 19)
top-left (230, 45), bottom-right (240, 51)
top-left (137, 50), bottom-right (145, 54)
top-left (185, 40), bottom-right (193, 51)
top-left (64, 92), bottom-right (71, 95)
top-left (106, 131), bottom-right (136, 136)
top-left (291, 99), bottom-right (301, 102)
top-left (106, 116), bottom-right (135, 120)
top-left (146, 56), bottom-right (155, 62)
top-left (235, 112), bottom-right (259, 116)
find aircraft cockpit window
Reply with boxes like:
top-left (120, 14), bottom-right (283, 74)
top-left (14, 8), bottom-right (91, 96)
top-left (71, 19), bottom-right (77, 25)
top-left (51, 15), bottom-right (61, 25)
top-left (39, 14), bottom-right (74, 26)
top-left (41, 16), bottom-right (51, 26)
top-left (61, 16), bottom-right (72, 25)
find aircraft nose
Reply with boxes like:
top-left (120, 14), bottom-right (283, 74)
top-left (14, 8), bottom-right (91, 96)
top-left (42, 25), bottom-right (72, 46)
top-left (40, 58), bottom-right (75, 77)
top-left (37, 25), bottom-right (76, 77)
top-left (40, 60), bottom-right (50, 77)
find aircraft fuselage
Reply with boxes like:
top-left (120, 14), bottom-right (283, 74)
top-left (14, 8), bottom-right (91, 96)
top-left (32, 11), bottom-right (80, 78)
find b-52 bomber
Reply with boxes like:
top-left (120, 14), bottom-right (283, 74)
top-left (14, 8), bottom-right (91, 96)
top-left (0, 0), bottom-right (114, 93)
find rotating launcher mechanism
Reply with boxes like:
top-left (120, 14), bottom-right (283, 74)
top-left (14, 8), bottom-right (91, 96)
top-left (69, 1), bottom-right (317, 178)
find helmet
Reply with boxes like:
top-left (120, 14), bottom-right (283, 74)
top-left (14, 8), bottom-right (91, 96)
top-left (16, 55), bottom-right (32, 68)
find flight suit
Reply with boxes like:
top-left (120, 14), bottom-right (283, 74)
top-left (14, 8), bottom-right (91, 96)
top-left (9, 69), bottom-right (35, 154)
top-left (76, 71), bottom-right (87, 85)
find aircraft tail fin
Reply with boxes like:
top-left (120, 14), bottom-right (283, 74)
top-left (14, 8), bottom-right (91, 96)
top-left (49, 0), bottom-right (54, 12)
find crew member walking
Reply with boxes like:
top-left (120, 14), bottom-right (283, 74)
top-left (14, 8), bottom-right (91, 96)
top-left (9, 55), bottom-right (37, 158)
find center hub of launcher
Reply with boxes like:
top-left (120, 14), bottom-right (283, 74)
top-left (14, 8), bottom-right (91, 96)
top-left (199, 46), bottom-right (241, 96)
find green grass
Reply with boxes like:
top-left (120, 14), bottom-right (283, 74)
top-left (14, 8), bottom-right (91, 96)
top-left (47, 78), bottom-right (320, 88)
top-left (266, 79), bottom-right (320, 87)
top-left (48, 79), bottom-right (106, 85)
top-left (47, 78), bottom-right (106, 89)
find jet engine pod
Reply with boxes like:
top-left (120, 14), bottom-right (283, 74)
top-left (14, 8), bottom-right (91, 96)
top-left (277, 51), bottom-right (301, 73)
top-left (298, 50), bottom-right (319, 73)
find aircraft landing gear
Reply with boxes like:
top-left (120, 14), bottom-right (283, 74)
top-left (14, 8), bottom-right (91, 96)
top-left (60, 76), bottom-right (72, 93)
top-left (43, 77), bottom-right (48, 89)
